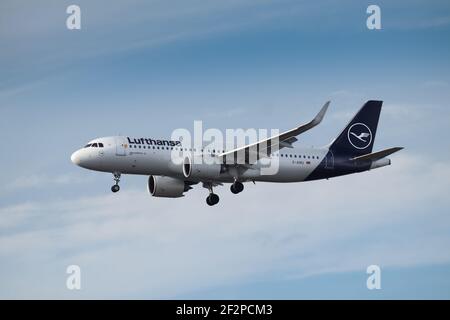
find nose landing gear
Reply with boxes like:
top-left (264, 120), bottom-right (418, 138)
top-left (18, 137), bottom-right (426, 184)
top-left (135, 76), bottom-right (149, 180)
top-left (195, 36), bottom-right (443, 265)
top-left (111, 172), bottom-right (121, 193)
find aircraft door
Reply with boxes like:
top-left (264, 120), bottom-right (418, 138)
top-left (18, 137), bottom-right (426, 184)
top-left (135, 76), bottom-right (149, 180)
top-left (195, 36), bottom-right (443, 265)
top-left (324, 150), bottom-right (334, 169)
top-left (115, 137), bottom-right (127, 156)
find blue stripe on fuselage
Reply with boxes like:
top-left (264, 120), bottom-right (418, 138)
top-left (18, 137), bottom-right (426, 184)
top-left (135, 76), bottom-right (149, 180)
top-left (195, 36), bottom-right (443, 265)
top-left (305, 156), bottom-right (371, 181)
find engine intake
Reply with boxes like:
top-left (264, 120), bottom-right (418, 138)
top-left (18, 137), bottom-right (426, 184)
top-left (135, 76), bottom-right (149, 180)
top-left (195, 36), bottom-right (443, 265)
top-left (147, 175), bottom-right (191, 198)
top-left (182, 156), bottom-right (222, 180)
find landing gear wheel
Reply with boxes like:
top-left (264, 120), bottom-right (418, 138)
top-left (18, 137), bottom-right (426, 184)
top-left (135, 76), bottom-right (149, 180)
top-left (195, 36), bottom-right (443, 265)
top-left (206, 193), bottom-right (220, 206)
top-left (111, 172), bottom-right (121, 193)
top-left (230, 181), bottom-right (244, 194)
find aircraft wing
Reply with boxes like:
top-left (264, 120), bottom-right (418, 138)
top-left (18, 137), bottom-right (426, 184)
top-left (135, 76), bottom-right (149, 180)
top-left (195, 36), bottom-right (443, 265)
top-left (217, 101), bottom-right (330, 165)
top-left (350, 147), bottom-right (404, 162)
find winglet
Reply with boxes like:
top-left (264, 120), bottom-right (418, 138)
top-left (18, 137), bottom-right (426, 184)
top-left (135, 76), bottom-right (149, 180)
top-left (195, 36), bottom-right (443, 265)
top-left (295, 100), bottom-right (330, 133)
top-left (311, 100), bottom-right (330, 126)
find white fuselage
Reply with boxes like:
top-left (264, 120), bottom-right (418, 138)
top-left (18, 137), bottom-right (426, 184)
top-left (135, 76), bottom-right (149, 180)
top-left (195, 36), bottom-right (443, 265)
top-left (70, 136), bottom-right (329, 183)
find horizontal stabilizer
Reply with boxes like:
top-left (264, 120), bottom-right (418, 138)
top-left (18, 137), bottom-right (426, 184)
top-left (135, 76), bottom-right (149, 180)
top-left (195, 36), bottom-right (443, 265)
top-left (350, 147), bottom-right (403, 162)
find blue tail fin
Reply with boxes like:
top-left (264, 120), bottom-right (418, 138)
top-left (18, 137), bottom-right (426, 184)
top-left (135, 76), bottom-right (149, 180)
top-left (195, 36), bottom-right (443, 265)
top-left (329, 100), bottom-right (382, 157)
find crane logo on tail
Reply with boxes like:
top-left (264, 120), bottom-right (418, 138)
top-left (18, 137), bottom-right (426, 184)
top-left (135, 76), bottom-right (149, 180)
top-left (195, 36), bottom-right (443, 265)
top-left (348, 123), bottom-right (372, 149)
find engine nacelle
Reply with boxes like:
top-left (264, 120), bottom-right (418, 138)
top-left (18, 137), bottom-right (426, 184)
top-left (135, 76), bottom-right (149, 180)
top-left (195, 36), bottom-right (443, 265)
top-left (147, 175), bottom-right (190, 198)
top-left (183, 155), bottom-right (222, 180)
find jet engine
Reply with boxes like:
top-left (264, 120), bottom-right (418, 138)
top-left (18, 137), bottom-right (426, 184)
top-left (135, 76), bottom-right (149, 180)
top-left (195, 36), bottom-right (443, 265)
top-left (182, 155), bottom-right (222, 180)
top-left (147, 175), bottom-right (191, 198)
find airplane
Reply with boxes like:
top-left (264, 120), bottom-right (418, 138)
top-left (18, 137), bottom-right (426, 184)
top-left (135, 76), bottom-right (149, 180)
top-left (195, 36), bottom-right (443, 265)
top-left (70, 100), bottom-right (403, 206)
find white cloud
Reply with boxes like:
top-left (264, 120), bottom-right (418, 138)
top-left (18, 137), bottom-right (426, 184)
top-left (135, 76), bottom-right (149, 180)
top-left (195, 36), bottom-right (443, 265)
top-left (6, 173), bottom-right (91, 191)
top-left (412, 15), bottom-right (450, 29)
top-left (0, 153), bottom-right (449, 298)
top-left (421, 80), bottom-right (450, 89)
top-left (0, 1), bottom-right (303, 67)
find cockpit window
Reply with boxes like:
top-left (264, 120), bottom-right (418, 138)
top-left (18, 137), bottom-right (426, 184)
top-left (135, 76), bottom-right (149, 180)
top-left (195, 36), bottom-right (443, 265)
top-left (84, 142), bottom-right (104, 148)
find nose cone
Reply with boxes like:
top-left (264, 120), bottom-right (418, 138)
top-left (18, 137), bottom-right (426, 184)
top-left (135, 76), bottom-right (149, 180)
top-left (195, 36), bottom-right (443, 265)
top-left (71, 150), bottom-right (82, 166)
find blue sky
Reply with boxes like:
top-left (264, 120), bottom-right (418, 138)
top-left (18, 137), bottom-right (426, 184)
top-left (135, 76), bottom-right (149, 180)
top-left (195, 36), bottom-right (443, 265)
top-left (1, 0), bottom-right (450, 299)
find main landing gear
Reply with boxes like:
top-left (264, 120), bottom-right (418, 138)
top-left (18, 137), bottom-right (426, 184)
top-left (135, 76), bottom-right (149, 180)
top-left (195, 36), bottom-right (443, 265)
top-left (205, 183), bottom-right (220, 206)
top-left (206, 193), bottom-right (219, 206)
top-left (111, 172), bottom-right (121, 193)
top-left (230, 181), bottom-right (244, 194)
top-left (204, 180), bottom-right (244, 206)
